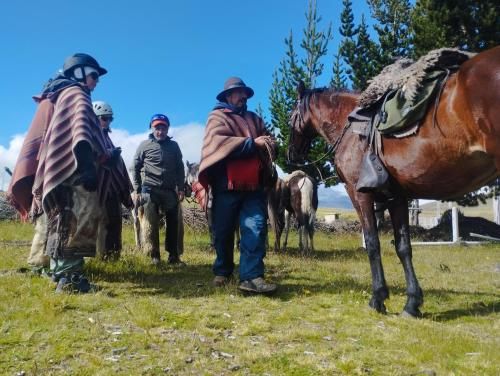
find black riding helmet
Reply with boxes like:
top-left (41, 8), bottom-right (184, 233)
top-left (62, 53), bottom-right (107, 82)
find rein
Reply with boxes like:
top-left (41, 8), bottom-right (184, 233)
top-left (288, 92), bottom-right (352, 184)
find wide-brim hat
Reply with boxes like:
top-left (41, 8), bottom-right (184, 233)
top-left (216, 76), bottom-right (254, 101)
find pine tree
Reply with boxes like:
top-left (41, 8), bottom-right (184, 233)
top-left (352, 15), bottom-right (381, 90)
top-left (339, 0), bottom-right (358, 88)
top-left (339, 1), bottom-right (383, 90)
top-left (368, 0), bottom-right (412, 65)
top-left (268, 0), bottom-right (336, 183)
top-left (411, 0), bottom-right (500, 57)
top-left (330, 52), bottom-right (347, 89)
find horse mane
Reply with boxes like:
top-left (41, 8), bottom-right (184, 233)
top-left (300, 86), bottom-right (358, 113)
top-left (359, 48), bottom-right (475, 108)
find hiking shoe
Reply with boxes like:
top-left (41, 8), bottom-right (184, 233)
top-left (55, 277), bottom-right (71, 294)
top-left (213, 275), bottom-right (231, 287)
top-left (239, 277), bottom-right (277, 294)
top-left (70, 274), bottom-right (92, 293)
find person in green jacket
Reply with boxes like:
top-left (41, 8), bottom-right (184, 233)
top-left (132, 114), bottom-right (185, 265)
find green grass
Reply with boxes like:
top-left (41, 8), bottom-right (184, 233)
top-left (0, 221), bottom-right (499, 375)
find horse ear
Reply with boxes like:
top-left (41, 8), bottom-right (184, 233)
top-left (297, 80), bottom-right (306, 100)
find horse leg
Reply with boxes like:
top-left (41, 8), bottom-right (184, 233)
top-left (303, 225), bottom-right (309, 254)
top-left (283, 210), bottom-right (291, 251)
top-left (387, 199), bottom-right (423, 317)
top-left (354, 194), bottom-right (389, 314)
top-left (298, 224), bottom-right (304, 253)
top-left (275, 225), bottom-right (282, 252)
top-left (309, 225), bottom-right (314, 253)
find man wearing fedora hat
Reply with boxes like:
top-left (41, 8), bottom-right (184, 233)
top-left (132, 114), bottom-right (185, 265)
top-left (198, 77), bottom-right (277, 294)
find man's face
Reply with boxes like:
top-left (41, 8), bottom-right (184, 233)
top-left (98, 115), bottom-right (113, 130)
top-left (84, 72), bottom-right (99, 92)
top-left (152, 124), bottom-right (169, 141)
top-left (226, 88), bottom-right (248, 108)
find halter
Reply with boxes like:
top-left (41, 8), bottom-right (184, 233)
top-left (287, 90), bottom-right (351, 183)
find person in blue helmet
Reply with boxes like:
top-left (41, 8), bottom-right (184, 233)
top-left (132, 114), bottom-right (185, 265)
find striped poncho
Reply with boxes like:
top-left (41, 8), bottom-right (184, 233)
top-left (102, 129), bottom-right (133, 207)
top-left (198, 108), bottom-right (268, 189)
top-left (31, 85), bottom-right (110, 216)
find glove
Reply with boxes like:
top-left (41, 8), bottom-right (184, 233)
top-left (74, 142), bottom-right (98, 191)
top-left (111, 147), bottom-right (122, 159)
top-left (106, 147), bottom-right (122, 167)
top-left (77, 169), bottom-right (98, 192)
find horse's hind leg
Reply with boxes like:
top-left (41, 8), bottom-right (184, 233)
top-left (309, 226), bottom-right (314, 253)
top-left (387, 198), bottom-right (423, 317)
top-left (283, 210), bottom-right (291, 251)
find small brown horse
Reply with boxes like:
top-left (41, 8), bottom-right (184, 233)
top-left (288, 46), bottom-right (500, 317)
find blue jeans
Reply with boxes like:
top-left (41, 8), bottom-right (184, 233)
top-left (212, 190), bottom-right (267, 281)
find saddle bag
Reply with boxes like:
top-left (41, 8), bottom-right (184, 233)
top-left (355, 112), bottom-right (390, 193)
top-left (356, 150), bottom-right (389, 193)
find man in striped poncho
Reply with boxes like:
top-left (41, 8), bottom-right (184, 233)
top-left (8, 53), bottom-right (112, 293)
top-left (198, 77), bottom-right (277, 294)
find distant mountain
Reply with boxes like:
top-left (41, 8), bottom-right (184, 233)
top-left (317, 185), bottom-right (353, 209)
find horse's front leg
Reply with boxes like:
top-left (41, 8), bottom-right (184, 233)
top-left (355, 193), bottom-right (389, 314)
top-left (388, 198), bottom-right (423, 317)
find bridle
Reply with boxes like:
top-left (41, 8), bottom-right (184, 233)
top-left (287, 91), bottom-right (351, 182)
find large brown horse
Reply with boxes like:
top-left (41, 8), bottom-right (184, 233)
top-left (287, 46), bottom-right (500, 317)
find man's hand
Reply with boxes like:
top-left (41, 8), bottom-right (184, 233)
top-left (178, 191), bottom-right (185, 202)
top-left (254, 135), bottom-right (274, 149)
top-left (255, 135), bottom-right (276, 160)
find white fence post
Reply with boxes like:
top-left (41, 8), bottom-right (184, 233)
top-left (452, 206), bottom-right (459, 243)
top-left (494, 197), bottom-right (500, 225)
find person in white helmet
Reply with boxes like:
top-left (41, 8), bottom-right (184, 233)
top-left (93, 101), bottom-right (134, 260)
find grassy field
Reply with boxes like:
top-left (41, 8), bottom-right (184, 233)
top-left (0, 220), bottom-right (499, 375)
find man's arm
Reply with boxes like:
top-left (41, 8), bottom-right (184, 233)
top-left (132, 144), bottom-right (144, 193)
top-left (228, 138), bottom-right (256, 159)
top-left (175, 143), bottom-right (185, 200)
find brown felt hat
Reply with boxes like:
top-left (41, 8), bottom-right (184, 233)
top-left (216, 77), bottom-right (254, 101)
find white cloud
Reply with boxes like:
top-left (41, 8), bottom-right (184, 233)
top-left (109, 122), bottom-right (205, 171)
top-left (0, 134), bottom-right (25, 191)
top-left (0, 123), bottom-right (206, 191)
top-left (1, 125), bottom-right (354, 209)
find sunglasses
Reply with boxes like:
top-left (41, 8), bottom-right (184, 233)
top-left (100, 116), bottom-right (113, 122)
top-left (88, 71), bottom-right (99, 80)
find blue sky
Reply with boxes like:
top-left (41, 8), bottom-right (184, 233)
top-left (0, 0), bottom-right (373, 207)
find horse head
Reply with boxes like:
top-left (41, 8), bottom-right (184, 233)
top-left (184, 160), bottom-right (200, 197)
top-left (287, 81), bottom-right (315, 163)
top-left (288, 81), bottom-right (359, 164)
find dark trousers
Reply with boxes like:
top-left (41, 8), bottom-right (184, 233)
top-left (104, 195), bottom-right (122, 256)
top-left (142, 188), bottom-right (180, 261)
top-left (212, 190), bottom-right (267, 281)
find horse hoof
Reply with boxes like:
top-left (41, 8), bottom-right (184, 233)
top-left (369, 298), bottom-right (387, 314)
top-left (401, 308), bottom-right (422, 318)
